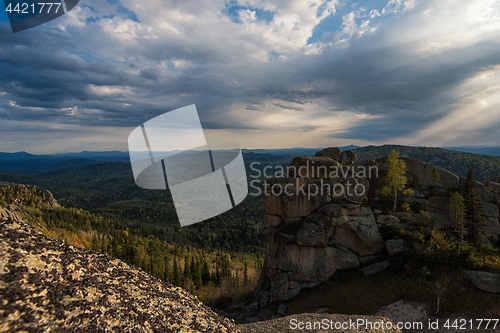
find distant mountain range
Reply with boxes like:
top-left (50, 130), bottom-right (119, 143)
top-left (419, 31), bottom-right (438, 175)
top-left (1, 145), bottom-right (499, 176)
top-left (0, 151), bottom-right (130, 161)
top-left (444, 146), bottom-right (500, 157)
top-left (241, 145), bottom-right (360, 156)
top-left (0, 147), bottom-right (350, 174)
top-left (0, 151), bottom-right (131, 174)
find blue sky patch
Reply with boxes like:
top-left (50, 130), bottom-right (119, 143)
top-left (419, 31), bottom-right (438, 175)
top-left (308, 0), bottom-right (389, 44)
top-left (224, 2), bottom-right (274, 24)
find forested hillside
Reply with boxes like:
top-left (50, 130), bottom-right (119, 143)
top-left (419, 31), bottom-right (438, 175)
top-left (354, 145), bottom-right (500, 181)
top-left (0, 146), bottom-right (499, 256)
top-left (0, 184), bottom-right (261, 303)
top-left (0, 153), bottom-right (294, 252)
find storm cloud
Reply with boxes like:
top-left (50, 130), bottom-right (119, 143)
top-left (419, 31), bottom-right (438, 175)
top-left (0, 0), bottom-right (499, 152)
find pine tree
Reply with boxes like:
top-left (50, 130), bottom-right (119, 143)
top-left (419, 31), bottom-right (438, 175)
top-left (382, 151), bottom-right (409, 215)
top-left (432, 166), bottom-right (441, 183)
top-left (91, 236), bottom-right (99, 252)
top-left (192, 257), bottom-right (202, 288)
top-left (449, 192), bottom-right (466, 241)
top-left (184, 255), bottom-right (191, 279)
top-left (462, 168), bottom-right (486, 243)
top-left (215, 266), bottom-right (221, 286)
top-left (243, 260), bottom-right (249, 285)
top-left (172, 256), bottom-right (180, 286)
top-left (164, 254), bottom-right (170, 282)
top-left (201, 257), bottom-right (210, 286)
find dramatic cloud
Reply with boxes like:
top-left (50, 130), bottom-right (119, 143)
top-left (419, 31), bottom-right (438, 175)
top-left (0, 0), bottom-right (499, 152)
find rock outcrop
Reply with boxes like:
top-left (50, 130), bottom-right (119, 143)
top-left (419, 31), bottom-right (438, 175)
top-left (0, 207), bottom-right (237, 333)
top-left (315, 147), bottom-right (357, 165)
top-left (463, 270), bottom-right (500, 294)
top-left (254, 148), bottom-right (500, 306)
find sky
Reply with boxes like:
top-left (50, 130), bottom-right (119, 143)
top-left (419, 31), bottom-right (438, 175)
top-left (0, 0), bottom-right (499, 153)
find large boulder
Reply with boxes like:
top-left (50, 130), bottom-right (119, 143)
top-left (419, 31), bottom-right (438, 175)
top-left (315, 147), bottom-right (342, 160)
top-left (361, 261), bottom-right (390, 277)
top-left (263, 184), bottom-right (286, 216)
top-left (377, 215), bottom-right (400, 225)
top-left (333, 220), bottom-right (385, 256)
top-left (305, 204), bottom-right (346, 227)
top-left (287, 156), bottom-right (344, 179)
top-left (475, 181), bottom-right (497, 204)
top-left (463, 270), bottom-right (500, 294)
top-left (316, 246), bottom-right (359, 270)
top-left (264, 214), bottom-right (284, 228)
top-left (282, 190), bottom-right (323, 219)
top-left (315, 147), bottom-right (358, 164)
top-left (263, 178), bottom-right (325, 220)
top-left (357, 157), bottom-right (460, 190)
top-left (484, 203), bottom-right (500, 243)
top-left (385, 239), bottom-right (405, 256)
top-left (401, 158), bottom-right (460, 189)
top-left (271, 273), bottom-right (289, 301)
top-left (294, 223), bottom-right (329, 247)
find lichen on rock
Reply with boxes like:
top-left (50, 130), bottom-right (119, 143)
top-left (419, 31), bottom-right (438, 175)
top-left (0, 207), bottom-right (238, 333)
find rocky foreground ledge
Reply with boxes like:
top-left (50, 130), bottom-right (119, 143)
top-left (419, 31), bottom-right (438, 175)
top-left (0, 206), bottom-right (401, 333)
top-left (0, 207), bottom-right (237, 333)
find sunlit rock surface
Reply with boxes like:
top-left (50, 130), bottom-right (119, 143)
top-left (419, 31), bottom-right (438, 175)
top-left (0, 207), bottom-right (237, 333)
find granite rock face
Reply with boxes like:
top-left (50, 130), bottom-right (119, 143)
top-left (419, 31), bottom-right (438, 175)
top-left (315, 147), bottom-right (357, 165)
top-left (0, 207), bottom-right (237, 333)
top-left (385, 239), bottom-right (405, 256)
top-left (254, 148), bottom-right (500, 306)
top-left (463, 270), bottom-right (500, 294)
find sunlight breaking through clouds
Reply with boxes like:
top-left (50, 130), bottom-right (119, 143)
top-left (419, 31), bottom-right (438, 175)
top-left (0, 0), bottom-right (499, 152)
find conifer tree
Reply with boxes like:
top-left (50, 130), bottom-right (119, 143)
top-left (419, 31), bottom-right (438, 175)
top-left (462, 168), bottom-right (486, 243)
top-left (172, 256), bottom-right (180, 286)
top-left (201, 257), bottom-right (210, 286)
top-left (184, 255), bottom-right (191, 279)
top-left (432, 166), bottom-right (441, 183)
top-left (164, 254), bottom-right (170, 282)
top-left (243, 260), bottom-right (249, 285)
top-left (449, 192), bottom-right (466, 241)
top-left (194, 257), bottom-right (202, 288)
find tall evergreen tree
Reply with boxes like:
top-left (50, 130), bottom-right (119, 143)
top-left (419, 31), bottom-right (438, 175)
top-left (192, 257), bottom-right (202, 288)
top-left (449, 192), bottom-right (466, 241)
top-left (164, 254), bottom-right (170, 282)
top-left (462, 168), bottom-right (486, 243)
top-left (243, 260), bottom-right (249, 285)
top-left (432, 166), bottom-right (441, 183)
top-left (184, 255), bottom-right (191, 279)
top-left (172, 256), bottom-right (180, 286)
top-left (201, 257), bottom-right (210, 286)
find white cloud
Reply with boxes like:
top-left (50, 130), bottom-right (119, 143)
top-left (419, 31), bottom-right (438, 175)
top-left (1, 0), bottom-right (500, 152)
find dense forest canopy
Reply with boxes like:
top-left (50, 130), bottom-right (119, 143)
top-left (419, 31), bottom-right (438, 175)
top-left (354, 145), bottom-right (500, 181)
top-left (0, 146), bottom-right (498, 255)
top-left (0, 184), bottom-right (262, 303)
